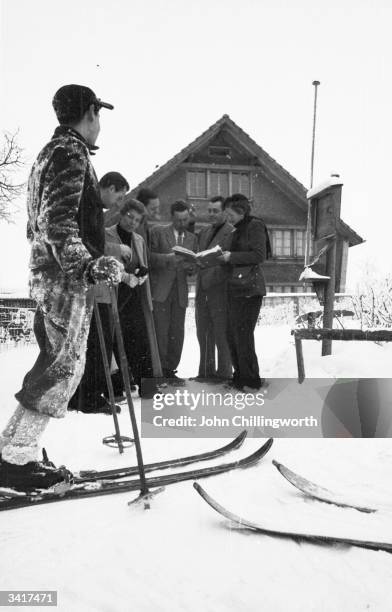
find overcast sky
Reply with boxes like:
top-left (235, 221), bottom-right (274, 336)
top-left (1, 0), bottom-right (391, 291)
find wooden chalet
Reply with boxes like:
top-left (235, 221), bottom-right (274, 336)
top-left (130, 115), bottom-right (363, 292)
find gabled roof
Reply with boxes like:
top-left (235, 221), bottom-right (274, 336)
top-left (337, 219), bottom-right (363, 247)
top-left (131, 114), bottom-right (363, 247)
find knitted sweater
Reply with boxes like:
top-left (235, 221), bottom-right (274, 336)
top-left (26, 125), bottom-right (104, 284)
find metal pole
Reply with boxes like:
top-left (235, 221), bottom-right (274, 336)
top-left (109, 288), bottom-right (149, 501)
top-left (305, 80), bottom-right (320, 266)
top-left (93, 299), bottom-right (124, 454)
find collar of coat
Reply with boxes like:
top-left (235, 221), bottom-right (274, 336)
top-left (233, 214), bottom-right (252, 231)
top-left (52, 125), bottom-right (99, 155)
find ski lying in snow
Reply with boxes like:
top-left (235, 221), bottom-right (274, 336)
top-left (0, 439), bottom-right (273, 511)
top-left (272, 460), bottom-right (378, 514)
top-left (76, 430), bottom-right (247, 482)
top-left (193, 483), bottom-right (392, 553)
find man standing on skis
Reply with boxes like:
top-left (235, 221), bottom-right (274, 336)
top-left (0, 84), bottom-right (123, 491)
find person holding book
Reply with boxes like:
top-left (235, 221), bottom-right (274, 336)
top-left (219, 194), bottom-right (267, 391)
top-left (193, 196), bottom-right (233, 382)
top-left (149, 200), bottom-right (197, 384)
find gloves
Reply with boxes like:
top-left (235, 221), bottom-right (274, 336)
top-left (122, 272), bottom-right (139, 288)
top-left (138, 274), bottom-right (148, 286)
top-left (119, 244), bottom-right (133, 262)
top-left (86, 256), bottom-right (124, 286)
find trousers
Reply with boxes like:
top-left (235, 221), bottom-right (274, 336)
top-left (15, 271), bottom-right (93, 418)
top-left (114, 284), bottom-right (153, 387)
top-left (153, 282), bottom-right (186, 373)
top-left (68, 302), bottom-right (114, 411)
top-left (195, 286), bottom-right (231, 378)
top-left (227, 294), bottom-right (263, 389)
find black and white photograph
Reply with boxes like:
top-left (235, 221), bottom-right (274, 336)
top-left (1, 0), bottom-right (392, 610)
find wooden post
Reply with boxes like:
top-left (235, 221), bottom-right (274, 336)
top-left (307, 179), bottom-right (343, 357)
top-left (294, 329), bottom-right (392, 341)
top-left (321, 240), bottom-right (336, 355)
top-left (294, 335), bottom-right (305, 383)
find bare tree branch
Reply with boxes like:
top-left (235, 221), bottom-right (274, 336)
top-left (0, 131), bottom-right (26, 222)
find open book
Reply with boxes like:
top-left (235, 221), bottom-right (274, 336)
top-left (172, 244), bottom-right (223, 267)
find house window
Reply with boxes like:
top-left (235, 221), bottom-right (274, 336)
top-left (210, 171), bottom-right (229, 198)
top-left (272, 230), bottom-right (292, 257)
top-left (209, 146), bottom-right (231, 158)
top-left (186, 169), bottom-right (251, 199)
top-left (294, 230), bottom-right (305, 256)
top-left (188, 171), bottom-right (207, 198)
top-left (271, 229), bottom-right (311, 258)
top-left (231, 172), bottom-right (250, 198)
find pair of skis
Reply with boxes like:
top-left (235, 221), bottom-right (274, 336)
top-left (194, 484), bottom-right (392, 554)
top-left (194, 458), bottom-right (392, 554)
top-left (0, 433), bottom-right (273, 511)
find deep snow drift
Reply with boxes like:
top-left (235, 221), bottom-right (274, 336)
top-left (1, 320), bottom-right (392, 612)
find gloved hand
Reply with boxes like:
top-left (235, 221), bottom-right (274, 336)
top-left (87, 256), bottom-right (124, 286)
top-left (122, 272), bottom-right (139, 288)
top-left (138, 274), bottom-right (148, 286)
top-left (119, 244), bottom-right (132, 261)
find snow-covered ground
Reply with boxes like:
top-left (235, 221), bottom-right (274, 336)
top-left (1, 317), bottom-right (392, 612)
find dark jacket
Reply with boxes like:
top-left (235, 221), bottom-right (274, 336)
top-left (196, 221), bottom-right (233, 293)
top-left (27, 125), bottom-right (104, 282)
top-left (103, 225), bottom-right (162, 377)
top-left (228, 215), bottom-right (267, 297)
top-left (149, 224), bottom-right (197, 308)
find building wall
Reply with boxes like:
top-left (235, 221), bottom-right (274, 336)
top-left (151, 167), bottom-right (188, 222)
top-left (150, 163), bottom-right (307, 227)
top-left (252, 171), bottom-right (305, 225)
top-left (134, 137), bottom-right (348, 291)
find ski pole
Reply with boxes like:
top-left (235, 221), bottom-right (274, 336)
top-left (109, 287), bottom-right (150, 502)
top-left (93, 299), bottom-right (129, 454)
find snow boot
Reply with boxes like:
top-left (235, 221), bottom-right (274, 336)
top-left (0, 458), bottom-right (73, 492)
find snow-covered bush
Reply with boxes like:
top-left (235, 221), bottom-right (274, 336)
top-left (352, 272), bottom-right (392, 330)
top-left (258, 301), bottom-right (296, 326)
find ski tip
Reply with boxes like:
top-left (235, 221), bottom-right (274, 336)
top-left (236, 430), bottom-right (248, 445)
top-left (193, 482), bottom-right (207, 500)
top-left (262, 438), bottom-right (274, 452)
top-left (244, 438), bottom-right (273, 464)
top-left (272, 460), bottom-right (293, 481)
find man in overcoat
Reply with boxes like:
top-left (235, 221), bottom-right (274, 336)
top-left (194, 196), bottom-right (233, 382)
top-left (149, 200), bottom-right (197, 383)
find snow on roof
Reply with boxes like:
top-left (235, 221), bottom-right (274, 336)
top-left (307, 175), bottom-right (344, 199)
